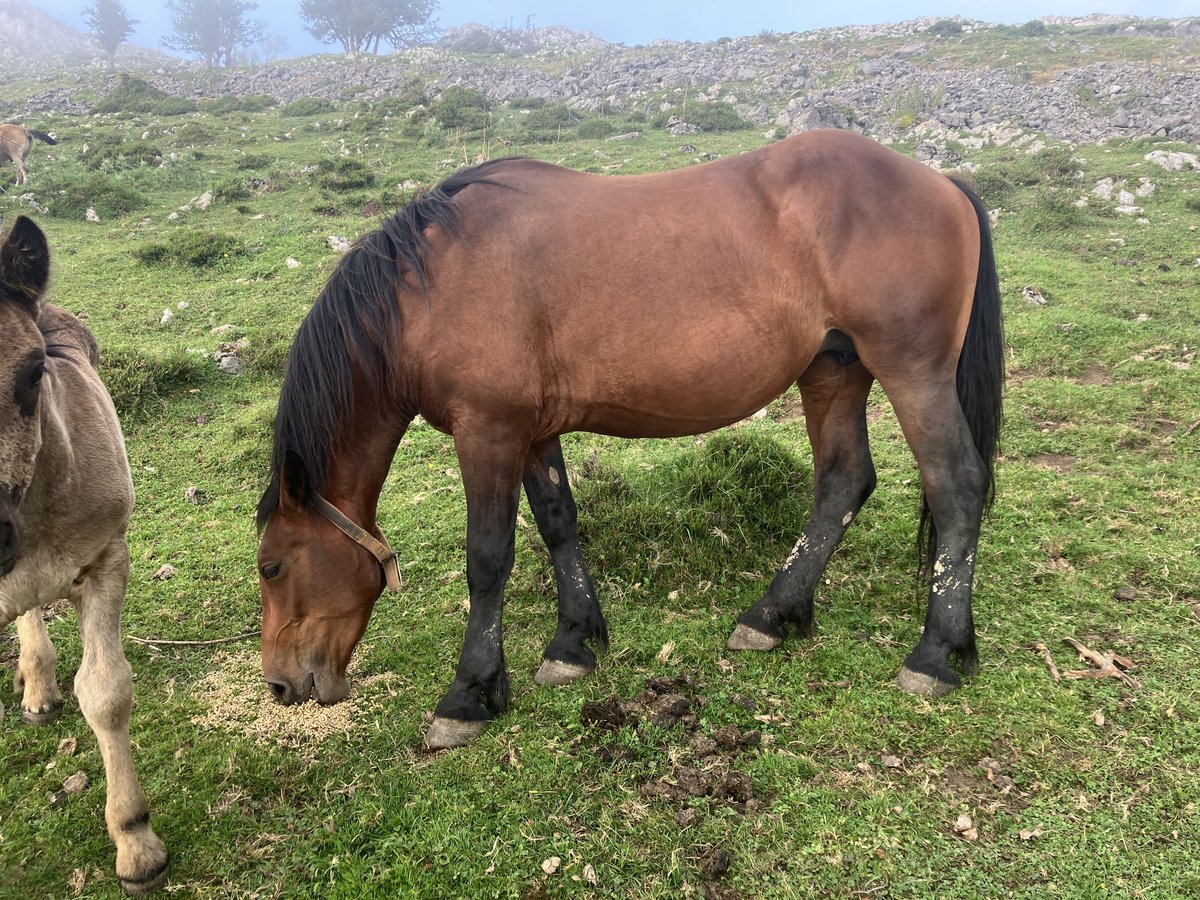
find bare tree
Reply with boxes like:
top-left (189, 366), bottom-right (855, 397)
top-left (82, 0), bottom-right (137, 65)
top-left (163, 0), bottom-right (265, 67)
top-left (299, 0), bottom-right (437, 56)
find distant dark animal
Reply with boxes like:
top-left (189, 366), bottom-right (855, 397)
top-left (0, 216), bottom-right (167, 894)
top-left (254, 130), bottom-right (1004, 750)
top-left (0, 123), bottom-right (57, 186)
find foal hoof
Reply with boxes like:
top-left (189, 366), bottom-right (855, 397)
top-left (726, 624), bottom-right (781, 652)
top-left (534, 658), bottom-right (593, 686)
top-left (21, 699), bottom-right (64, 725)
top-left (895, 666), bottom-right (958, 698)
top-left (120, 864), bottom-right (168, 897)
top-left (424, 717), bottom-right (488, 750)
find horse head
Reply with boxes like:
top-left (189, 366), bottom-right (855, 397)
top-left (256, 450), bottom-right (386, 705)
top-left (0, 216), bottom-right (50, 575)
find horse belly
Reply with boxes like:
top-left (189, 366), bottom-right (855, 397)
top-left (562, 317), bottom-right (809, 439)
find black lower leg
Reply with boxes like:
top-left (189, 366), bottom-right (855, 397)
top-left (524, 438), bottom-right (607, 672)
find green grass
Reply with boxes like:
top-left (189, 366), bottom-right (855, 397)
top-left (2, 89), bottom-right (1199, 899)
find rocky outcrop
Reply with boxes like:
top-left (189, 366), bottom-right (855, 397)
top-left (7, 15), bottom-right (1200, 147)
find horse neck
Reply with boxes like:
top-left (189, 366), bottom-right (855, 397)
top-left (21, 379), bottom-right (75, 524)
top-left (323, 414), bottom-right (411, 528)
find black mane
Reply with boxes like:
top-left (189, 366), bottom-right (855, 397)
top-left (255, 159), bottom-right (518, 528)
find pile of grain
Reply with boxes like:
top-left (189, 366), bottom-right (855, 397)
top-left (189, 647), bottom-right (402, 749)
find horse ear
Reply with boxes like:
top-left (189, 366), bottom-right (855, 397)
top-left (278, 450), bottom-right (312, 511)
top-left (0, 216), bottom-right (50, 315)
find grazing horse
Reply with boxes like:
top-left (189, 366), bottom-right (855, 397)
top-left (0, 124), bottom-right (58, 186)
top-left (256, 130), bottom-right (1003, 750)
top-left (1, 217), bottom-right (167, 894)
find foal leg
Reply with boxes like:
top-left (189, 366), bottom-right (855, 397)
top-left (887, 381), bottom-right (987, 697)
top-left (15, 606), bottom-right (64, 723)
top-left (523, 437), bottom-right (608, 686)
top-left (729, 355), bottom-right (876, 650)
top-left (72, 539), bottom-right (168, 895)
top-left (425, 430), bottom-right (526, 750)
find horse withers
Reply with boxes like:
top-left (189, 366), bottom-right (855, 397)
top-left (255, 130), bottom-right (1004, 750)
top-left (0, 124), bottom-right (57, 187)
top-left (0, 217), bottom-right (167, 894)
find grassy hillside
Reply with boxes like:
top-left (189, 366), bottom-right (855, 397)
top-left (1, 84), bottom-right (1199, 898)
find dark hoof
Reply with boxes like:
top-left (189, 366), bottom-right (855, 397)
top-left (425, 717), bottom-right (488, 749)
top-left (726, 623), bottom-right (781, 652)
top-left (534, 658), bottom-right (594, 686)
top-left (21, 700), bottom-right (63, 725)
top-left (120, 866), bottom-right (168, 897)
top-left (895, 666), bottom-right (958, 698)
top-left (119, 850), bottom-right (168, 896)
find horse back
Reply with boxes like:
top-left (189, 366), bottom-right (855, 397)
top-left (404, 131), bottom-right (980, 438)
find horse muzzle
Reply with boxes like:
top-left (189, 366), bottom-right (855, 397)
top-left (265, 668), bottom-right (351, 706)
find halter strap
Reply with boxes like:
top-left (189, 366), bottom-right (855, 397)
top-left (313, 494), bottom-right (403, 593)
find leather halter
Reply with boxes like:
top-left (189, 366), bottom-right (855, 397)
top-left (313, 494), bottom-right (403, 593)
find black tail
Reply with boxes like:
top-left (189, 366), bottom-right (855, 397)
top-left (27, 129), bottom-right (57, 146)
top-left (918, 179), bottom-right (1005, 571)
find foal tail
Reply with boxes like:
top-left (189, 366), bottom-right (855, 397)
top-left (918, 179), bottom-right (1005, 571)
top-left (27, 129), bottom-right (57, 145)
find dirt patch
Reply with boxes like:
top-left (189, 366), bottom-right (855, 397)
top-left (189, 648), bottom-right (401, 749)
top-left (1029, 452), bottom-right (1078, 473)
top-left (1078, 364), bottom-right (1113, 386)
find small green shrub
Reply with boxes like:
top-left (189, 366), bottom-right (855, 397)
top-left (651, 103), bottom-right (749, 133)
top-left (91, 75), bottom-right (198, 116)
top-left (134, 229), bottom-right (247, 268)
top-left (100, 347), bottom-right (211, 419)
top-left (43, 173), bottom-right (147, 220)
top-left (1016, 20), bottom-right (1049, 37)
top-left (316, 157), bottom-right (375, 193)
top-left (80, 134), bottom-right (163, 171)
top-left (202, 94), bottom-right (277, 115)
top-left (164, 123), bottom-right (217, 148)
top-left (1184, 196), bottom-right (1200, 213)
top-left (927, 19), bottom-right (964, 37)
top-left (280, 97), bottom-right (336, 117)
top-left (435, 86), bottom-right (492, 130)
top-left (576, 118), bottom-right (618, 139)
top-left (213, 176), bottom-right (252, 201)
top-left (236, 154), bottom-right (274, 171)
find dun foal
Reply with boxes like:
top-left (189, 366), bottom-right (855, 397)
top-left (1, 216), bottom-right (167, 894)
top-left (0, 123), bottom-right (57, 186)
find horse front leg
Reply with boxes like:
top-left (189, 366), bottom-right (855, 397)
top-left (71, 539), bottom-right (168, 895)
top-left (15, 606), bottom-right (64, 723)
top-left (523, 436), bottom-right (608, 686)
top-left (425, 430), bottom-right (526, 750)
top-left (729, 356), bottom-right (876, 651)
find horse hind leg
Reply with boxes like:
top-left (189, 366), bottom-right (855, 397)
top-left (886, 380), bottom-right (987, 697)
top-left (729, 352), bottom-right (876, 651)
top-left (71, 539), bottom-right (168, 894)
top-left (15, 606), bottom-right (64, 723)
top-left (522, 436), bottom-right (608, 686)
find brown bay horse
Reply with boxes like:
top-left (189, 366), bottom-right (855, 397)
top-left (1, 217), bottom-right (167, 893)
top-left (0, 124), bottom-right (57, 186)
top-left (256, 130), bottom-right (1004, 750)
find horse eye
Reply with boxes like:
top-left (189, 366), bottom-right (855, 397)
top-left (26, 363), bottom-right (46, 390)
top-left (260, 563), bottom-right (281, 580)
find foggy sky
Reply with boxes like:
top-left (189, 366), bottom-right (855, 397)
top-left (28, 0), bottom-right (1197, 59)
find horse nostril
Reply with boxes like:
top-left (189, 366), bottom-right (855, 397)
top-left (267, 679), bottom-right (289, 703)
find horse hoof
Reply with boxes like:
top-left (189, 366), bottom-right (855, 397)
top-left (895, 666), bottom-right (957, 698)
top-left (21, 700), bottom-right (63, 725)
top-left (424, 717), bottom-right (488, 750)
top-left (534, 659), bottom-right (593, 686)
top-left (120, 864), bottom-right (168, 897)
top-left (726, 624), bottom-right (781, 652)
